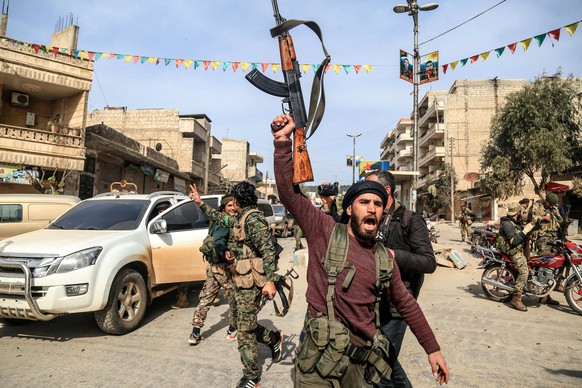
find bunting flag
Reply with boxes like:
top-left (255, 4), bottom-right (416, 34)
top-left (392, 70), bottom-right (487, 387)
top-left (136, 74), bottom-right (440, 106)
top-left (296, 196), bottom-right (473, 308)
top-left (0, 34), bottom-right (374, 75)
top-left (441, 20), bottom-right (580, 75)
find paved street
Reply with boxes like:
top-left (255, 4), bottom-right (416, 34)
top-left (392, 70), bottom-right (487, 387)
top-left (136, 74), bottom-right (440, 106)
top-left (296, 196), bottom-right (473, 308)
top-left (0, 222), bottom-right (580, 387)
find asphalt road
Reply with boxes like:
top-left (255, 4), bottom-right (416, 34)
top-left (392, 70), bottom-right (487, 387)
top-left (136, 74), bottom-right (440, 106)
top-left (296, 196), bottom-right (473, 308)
top-left (1, 222), bottom-right (580, 388)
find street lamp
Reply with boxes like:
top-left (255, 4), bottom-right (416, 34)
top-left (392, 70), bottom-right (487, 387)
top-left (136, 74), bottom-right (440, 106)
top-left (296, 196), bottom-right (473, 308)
top-left (347, 133), bottom-right (362, 184)
top-left (394, 1), bottom-right (438, 212)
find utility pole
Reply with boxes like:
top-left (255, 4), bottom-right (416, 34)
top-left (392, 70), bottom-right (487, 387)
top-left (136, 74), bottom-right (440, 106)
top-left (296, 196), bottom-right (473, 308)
top-left (347, 133), bottom-right (362, 184)
top-left (449, 137), bottom-right (455, 223)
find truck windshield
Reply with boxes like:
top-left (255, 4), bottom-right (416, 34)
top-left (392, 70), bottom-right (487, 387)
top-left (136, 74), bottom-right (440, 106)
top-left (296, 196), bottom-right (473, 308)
top-left (48, 200), bottom-right (150, 231)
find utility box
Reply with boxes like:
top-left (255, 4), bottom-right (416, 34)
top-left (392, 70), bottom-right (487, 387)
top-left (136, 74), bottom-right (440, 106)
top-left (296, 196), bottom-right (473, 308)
top-left (25, 112), bottom-right (35, 127)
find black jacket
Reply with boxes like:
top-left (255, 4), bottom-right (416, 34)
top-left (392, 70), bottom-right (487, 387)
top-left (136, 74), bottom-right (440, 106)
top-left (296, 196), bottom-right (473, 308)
top-left (378, 202), bottom-right (437, 322)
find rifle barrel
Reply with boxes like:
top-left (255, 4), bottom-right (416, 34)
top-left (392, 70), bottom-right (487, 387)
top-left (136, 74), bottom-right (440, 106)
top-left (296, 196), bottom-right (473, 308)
top-left (271, 0), bottom-right (285, 26)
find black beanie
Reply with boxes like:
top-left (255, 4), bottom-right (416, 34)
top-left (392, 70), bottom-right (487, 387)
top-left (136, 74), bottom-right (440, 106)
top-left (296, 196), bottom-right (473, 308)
top-left (340, 181), bottom-right (387, 223)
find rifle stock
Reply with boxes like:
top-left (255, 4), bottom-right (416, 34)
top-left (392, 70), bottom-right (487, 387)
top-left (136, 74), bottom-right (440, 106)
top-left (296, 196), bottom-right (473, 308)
top-left (292, 127), bottom-right (314, 183)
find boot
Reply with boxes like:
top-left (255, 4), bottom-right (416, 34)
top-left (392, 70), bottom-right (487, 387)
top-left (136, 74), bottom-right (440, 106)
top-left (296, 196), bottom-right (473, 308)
top-left (510, 292), bottom-right (527, 311)
top-left (171, 289), bottom-right (189, 309)
top-left (539, 295), bottom-right (559, 306)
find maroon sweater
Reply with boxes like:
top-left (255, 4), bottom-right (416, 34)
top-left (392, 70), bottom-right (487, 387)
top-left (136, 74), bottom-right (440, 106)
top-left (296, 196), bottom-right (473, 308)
top-left (274, 139), bottom-right (440, 355)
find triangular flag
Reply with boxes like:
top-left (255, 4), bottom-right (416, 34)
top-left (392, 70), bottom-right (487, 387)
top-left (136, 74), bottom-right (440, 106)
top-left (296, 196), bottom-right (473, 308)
top-left (148, 57), bottom-right (157, 64)
top-left (133, 56), bottom-right (140, 64)
top-left (88, 51), bottom-right (95, 61)
top-left (79, 51), bottom-right (88, 60)
top-left (231, 62), bottom-right (240, 72)
top-left (480, 52), bottom-right (490, 61)
top-left (469, 55), bottom-right (479, 63)
top-left (194, 60), bottom-right (202, 69)
top-left (184, 59), bottom-right (193, 69)
top-left (261, 63), bottom-right (269, 72)
top-left (442, 64), bottom-right (448, 74)
top-left (363, 65), bottom-right (372, 73)
top-left (332, 64), bottom-right (341, 74)
top-left (140, 56), bottom-right (148, 64)
top-left (271, 63), bottom-right (280, 73)
top-left (164, 58), bottom-right (173, 66)
top-left (450, 61), bottom-right (458, 70)
top-left (565, 22), bottom-right (579, 36)
top-left (353, 64), bottom-right (362, 74)
top-left (301, 63), bottom-right (310, 73)
top-left (312, 64), bottom-right (320, 73)
top-left (73, 50), bottom-right (80, 58)
top-left (124, 55), bottom-right (132, 62)
top-left (343, 65), bottom-right (351, 74)
top-left (212, 61), bottom-right (220, 70)
top-left (108, 53), bottom-right (116, 59)
top-left (534, 33), bottom-right (546, 47)
top-left (31, 44), bottom-right (40, 54)
top-left (494, 47), bottom-right (505, 57)
top-left (460, 58), bottom-right (468, 66)
top-left (175, 59), bottom-right (183, 68)
top-left (507, 42), bottom-right (517, 54)
top-left (325, 64), bottom-right (331, 73)
top-left (221, 61), bottom-right (230, 71)
top-left (94, 52), bottom-right (102, 61)
top-left (548, 28), bottom-right (561, 41)
top-left (52, 46), bottom-right (59, 57)
top-left (520, 38), bottom-right (532, 51)
top-left (241, 62), bottom-right (250, 72)
top-left (251, 63), bottom-right (259, 70)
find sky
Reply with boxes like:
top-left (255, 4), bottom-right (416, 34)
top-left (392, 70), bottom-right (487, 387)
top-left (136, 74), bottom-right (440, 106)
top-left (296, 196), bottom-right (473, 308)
top-left (5, 0), bottom-right (582, 185)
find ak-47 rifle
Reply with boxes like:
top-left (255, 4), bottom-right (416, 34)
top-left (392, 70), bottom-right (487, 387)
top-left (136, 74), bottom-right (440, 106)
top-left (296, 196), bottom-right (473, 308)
top-left (246, 0), bottom-right (330, 184)
top-left (259, 267), bottom-right (299, 317)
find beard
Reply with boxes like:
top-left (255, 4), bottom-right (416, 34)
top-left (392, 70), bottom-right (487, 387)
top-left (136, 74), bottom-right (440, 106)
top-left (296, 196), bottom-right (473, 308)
top-left (349, 213), bottom-right (378, 246)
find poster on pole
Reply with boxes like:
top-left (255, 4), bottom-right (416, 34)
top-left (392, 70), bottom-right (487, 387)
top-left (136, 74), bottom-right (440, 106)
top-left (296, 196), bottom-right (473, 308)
top-left (399, 49), bottom-right (413, 84)
top-left (358, 160), bottom-right (390, 177)
top-left (346, 156), bottom-right (364, 167)
top-left (420, 51), bottom-right (439, 84)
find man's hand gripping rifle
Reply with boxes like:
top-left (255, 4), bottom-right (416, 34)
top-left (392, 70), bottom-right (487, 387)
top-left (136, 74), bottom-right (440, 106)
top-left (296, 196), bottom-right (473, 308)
top-left (259, 267), bottom-right (299, 317)
top-left (246, 0), bottom-right (330, 184)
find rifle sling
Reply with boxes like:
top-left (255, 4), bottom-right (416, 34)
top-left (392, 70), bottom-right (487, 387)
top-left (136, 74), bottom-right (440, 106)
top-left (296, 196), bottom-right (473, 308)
top-left (271, 19), bottom-right (331, 140)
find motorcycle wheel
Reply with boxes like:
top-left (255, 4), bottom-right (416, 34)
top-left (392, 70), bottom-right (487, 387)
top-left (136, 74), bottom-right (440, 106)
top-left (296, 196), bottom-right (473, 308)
top-left (481, 264), bottom-right (515, 302)
top-left (564, 275), bottom-right (582, 316)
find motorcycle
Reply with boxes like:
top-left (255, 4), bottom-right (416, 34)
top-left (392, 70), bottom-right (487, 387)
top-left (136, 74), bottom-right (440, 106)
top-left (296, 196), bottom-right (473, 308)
top-left (470, 224), bottom-right (497, 255)
top-left (480, 240), bottom-right (582, 315)
top-left (426, 219), bottom-right (440, 244)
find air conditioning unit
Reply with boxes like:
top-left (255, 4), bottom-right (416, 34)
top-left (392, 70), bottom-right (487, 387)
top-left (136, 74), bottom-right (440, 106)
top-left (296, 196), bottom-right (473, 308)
top-left (11, 92), bottom-right (30, 107)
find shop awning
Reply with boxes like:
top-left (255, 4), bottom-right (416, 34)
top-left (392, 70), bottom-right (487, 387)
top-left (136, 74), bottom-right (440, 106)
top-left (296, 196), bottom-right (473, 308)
top-left (545, 180), bottom-right (573, 193)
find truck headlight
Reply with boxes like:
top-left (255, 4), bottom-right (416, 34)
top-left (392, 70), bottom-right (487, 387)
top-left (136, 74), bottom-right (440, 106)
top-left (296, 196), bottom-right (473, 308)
top-left (33, 247), bottom-right (103, 277)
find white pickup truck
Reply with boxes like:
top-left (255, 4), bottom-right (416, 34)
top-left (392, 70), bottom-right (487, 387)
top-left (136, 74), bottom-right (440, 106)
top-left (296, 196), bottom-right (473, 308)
top-left (0, 191), bottom-right (212, 334)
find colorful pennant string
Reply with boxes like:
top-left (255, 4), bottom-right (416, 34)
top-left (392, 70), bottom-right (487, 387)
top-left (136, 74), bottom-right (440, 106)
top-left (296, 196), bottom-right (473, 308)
top-left (440, 20), bottom-right (580, 74)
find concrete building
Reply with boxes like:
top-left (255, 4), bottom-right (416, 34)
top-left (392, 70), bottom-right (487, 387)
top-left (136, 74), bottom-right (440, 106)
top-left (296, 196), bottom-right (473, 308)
top-left (381, 79), bottom-right (529, 220)
top-left (0, 20), bottom-right (91, 195)
top-left (219, 138), bottom-right (264, 188)
top-left (87, 108), bottom-right (222, 194)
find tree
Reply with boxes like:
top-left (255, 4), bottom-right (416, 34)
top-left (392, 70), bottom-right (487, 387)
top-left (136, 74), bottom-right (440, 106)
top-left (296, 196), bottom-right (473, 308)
top-left (480, 73), bottom-right (582, 199)
top-left (421, 162), bottom-right (458, 215)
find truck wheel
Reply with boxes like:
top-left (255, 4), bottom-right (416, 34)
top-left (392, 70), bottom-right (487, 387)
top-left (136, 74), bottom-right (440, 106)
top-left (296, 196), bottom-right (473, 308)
top-left (94, 269), bottom-right (148, 335)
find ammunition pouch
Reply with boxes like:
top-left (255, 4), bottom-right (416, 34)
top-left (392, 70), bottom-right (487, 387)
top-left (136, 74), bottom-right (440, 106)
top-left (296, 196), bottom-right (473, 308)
top-left (296, 315), bottom-right (391, 382)
top-left (234, 258), bottom-right (266, 289)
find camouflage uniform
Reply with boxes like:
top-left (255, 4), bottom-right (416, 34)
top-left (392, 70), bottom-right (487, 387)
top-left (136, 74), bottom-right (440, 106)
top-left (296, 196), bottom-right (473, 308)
top-left (201, 203), bottom-right (280, 382)
top-left (457, 207), bottom-right (474, 242)
top-left (530, 199), bottom-right (563, 254)
top-left (191, 262), bottom-right (233, 328)
top-left (496, 216), bottom-right (528, 293)
top-left (293, 224), bottom-right (304, 251)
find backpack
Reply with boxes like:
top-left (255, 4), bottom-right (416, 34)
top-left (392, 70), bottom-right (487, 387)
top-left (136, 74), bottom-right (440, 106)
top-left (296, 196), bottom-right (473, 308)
top-left (198, 222), bottom-right (225, 264)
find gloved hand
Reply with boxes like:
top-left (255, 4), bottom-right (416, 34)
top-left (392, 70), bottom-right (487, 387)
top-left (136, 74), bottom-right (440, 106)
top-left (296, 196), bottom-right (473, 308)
top-left (523, 222), bottom-right (535, 235)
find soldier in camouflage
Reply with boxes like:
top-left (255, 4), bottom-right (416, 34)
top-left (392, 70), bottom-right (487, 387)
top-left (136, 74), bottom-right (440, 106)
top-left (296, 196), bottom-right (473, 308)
top-left (518, 198), bottom-right (530, 223)
top-left (189, 182), bottom-right (283, 388)
top-left (495, 203), bottom-right (536, 311)
top-left (530, 192), bottom-right (563, 305)
top-left (457, 203), bottom-right (474, 242)
top-left (188, 196), bottom-right (237, 345)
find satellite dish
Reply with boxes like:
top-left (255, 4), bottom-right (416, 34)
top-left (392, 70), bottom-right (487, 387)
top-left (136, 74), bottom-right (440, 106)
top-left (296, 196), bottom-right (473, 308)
top-left (464, 172), bottom-right (480, 182)
top-left (155, 143), bottom-right (162, 151)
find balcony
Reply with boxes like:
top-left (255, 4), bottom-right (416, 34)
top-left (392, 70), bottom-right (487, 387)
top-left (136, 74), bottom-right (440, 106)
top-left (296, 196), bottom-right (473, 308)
top-left (0, 124), bottom-right (85, 170)
top-left (418, 146), bottom-right (445, 167)
top-left (419, 122), bottom-right (445, 148)
top-left (248, 166), bottom-right (263, 182)
top-left (396, 148), bottom-right (413, 162)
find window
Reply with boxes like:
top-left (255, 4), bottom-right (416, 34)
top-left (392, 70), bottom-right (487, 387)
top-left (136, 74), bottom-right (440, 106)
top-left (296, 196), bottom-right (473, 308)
top-left (163, 201), bottom-right (209, 232)
top-left (0, 204), bottom-right (23, 223)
